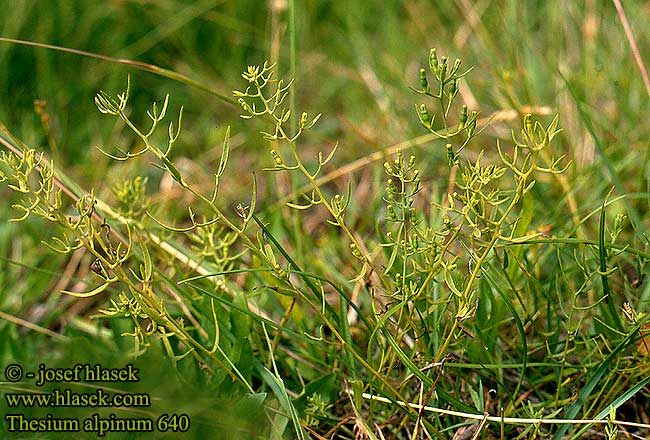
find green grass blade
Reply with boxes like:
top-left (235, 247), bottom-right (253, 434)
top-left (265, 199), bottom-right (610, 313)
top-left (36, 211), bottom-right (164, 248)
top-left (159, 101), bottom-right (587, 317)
top-left (570, 375), bottom-right (650, 439)
top-left (552, 322), bottom-right (644, 439)
top-left (0, 37), bottom-right (235, 105)
top-left (598, 201), bottom-right (623, 331)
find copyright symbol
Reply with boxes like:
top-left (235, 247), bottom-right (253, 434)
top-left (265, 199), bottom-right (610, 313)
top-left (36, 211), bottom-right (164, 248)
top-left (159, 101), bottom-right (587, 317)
top-left (5, 364), bottom-right (23, 382)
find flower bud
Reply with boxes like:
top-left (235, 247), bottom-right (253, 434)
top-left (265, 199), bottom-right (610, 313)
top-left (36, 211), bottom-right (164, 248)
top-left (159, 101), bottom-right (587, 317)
top-left (439, 57), bottom-right (448, 81)
top-left (334, 194), bottom-right (343, 210)
top-left (408, 155), bottom-right (416, 169)
top-left (524, 113), bottom-right (533, 134)
top-left (387, 204), bottom-right (397, 221)
top-left (395, 150), bottom-right (403, 168)
top-left (271, 149), bottom-right (283, 165)
top-left (416, 104), bottom-right (431, 129)
top-left (350, 243), bottom-right (362, 259)
top-left (452, 58), bottom-right (462, 75)
top-left (419, 68), bottom-right (429, 92)
top-left (446, 144), bottom-right (458, 166)
top-left (459, 105), bottom-right (468, 129)
top-left (429, 48), bottom-right (438, 72)
top-left (467, 111), bottom-right (478, 137)
top-left (449, 79), bottom-right (458, 99)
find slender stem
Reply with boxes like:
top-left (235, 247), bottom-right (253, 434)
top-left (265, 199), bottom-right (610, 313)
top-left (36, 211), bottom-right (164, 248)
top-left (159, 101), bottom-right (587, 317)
top-left (435, 168), bottom-right (533, 362)
top-left (0, 37), bottom-right (236, 105)
top-left (612, 0), bottom-right (650, 98)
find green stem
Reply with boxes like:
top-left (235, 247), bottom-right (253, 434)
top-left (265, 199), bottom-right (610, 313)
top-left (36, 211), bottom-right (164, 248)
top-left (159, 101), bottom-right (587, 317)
top-left (435, 170), bottom-right (533, 362)
top-left (287, 0), bottom-right (303, 264)
top-left (599, 203), bottom-right (623, 331)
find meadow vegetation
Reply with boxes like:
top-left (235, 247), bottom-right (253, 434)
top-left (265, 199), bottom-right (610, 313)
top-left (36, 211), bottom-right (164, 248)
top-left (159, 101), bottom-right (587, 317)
top-left (1, 1), bottom-right (649, 438)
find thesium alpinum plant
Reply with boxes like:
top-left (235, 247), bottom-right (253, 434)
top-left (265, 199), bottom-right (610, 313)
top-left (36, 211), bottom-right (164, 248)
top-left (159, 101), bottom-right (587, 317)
top-left (1, 45), bottom-right (649, 439)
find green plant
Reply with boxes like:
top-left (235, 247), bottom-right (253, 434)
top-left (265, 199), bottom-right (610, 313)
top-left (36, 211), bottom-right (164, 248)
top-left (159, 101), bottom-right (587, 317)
top-left (2, 39), bottom-right (650, 439)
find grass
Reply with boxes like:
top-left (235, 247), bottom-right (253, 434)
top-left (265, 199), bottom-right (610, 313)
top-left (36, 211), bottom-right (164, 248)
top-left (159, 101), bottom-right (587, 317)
top-left (1, 1), bottom-right (649, 439)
